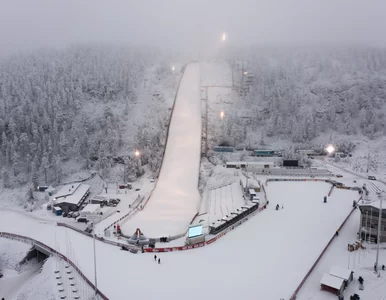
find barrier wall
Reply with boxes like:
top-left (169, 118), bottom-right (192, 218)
top-left (261, 184), bottom-right (268, 203)
top-left (328, 185), bottom-right (334, 196)
top-left (144, 204), bottom-right (267, 253)
top-left (266, 178), bottom-right (329, 184)
top-left (289, 196), bottom-right (362, 300)
top-left (0, 232), bottom-right (109, 300)
top-left (57, 222), bottom-right (139, 251)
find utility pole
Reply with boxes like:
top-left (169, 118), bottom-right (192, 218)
top-left (89, 216), bottom-right (98, 298)
top-left (205, 87), bottom-right (209, 156)
top-left (366, 150), bottom-right (370, 173)
top-left (375, 191), bottom-right (383, 274)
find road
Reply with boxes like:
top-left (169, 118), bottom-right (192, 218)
top-left (319, 158), bottom-right (386, 189)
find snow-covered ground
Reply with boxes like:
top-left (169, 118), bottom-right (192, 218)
top-left (0, 239), bottom-right (56, 300)
top-left (297, 208), bottom-right (386, 300)
top-left (122, 63), bottom-right (202, 238)
top-left (0, 179), bottom-right (360, 300)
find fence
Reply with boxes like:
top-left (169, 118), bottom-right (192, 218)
top-left (0, 231), bottom-right (109, 300)
top-left (289, 196), bottom-right (362, 300)
top-left (56, 222), bottom-right (139, 251)
top-left (266, 178), bottom-right (329, 184)
top-left (250, 168), bottom-right (332, 177)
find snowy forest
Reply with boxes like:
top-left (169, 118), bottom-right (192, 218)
top-left (0, 45), bottom-right (177, 188)
top-left (225, 46), bottom-right (386, 145)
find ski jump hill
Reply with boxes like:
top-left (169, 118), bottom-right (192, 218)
top-left (126, 63), bottom-right (202, 237)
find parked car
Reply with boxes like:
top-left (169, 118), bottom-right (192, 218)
top-left (67, 211), bottom-right (74, 218)
top-left (368, 176), bottom-right (376, 180)
top-left (336, 174), bottom-right (343, 178)
top-left (110, 199), bottom-right (119, 205)
top-left (77, 217), bottom-right (88, 223)
top-left (62, 212), bottom-right (68, 217)
top-left (72, 212), bottom-right (80, 218)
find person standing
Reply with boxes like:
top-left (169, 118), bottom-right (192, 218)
top-left (158, 258), bottom-right (161, 264)
top-left (154, 255), bottom-right (157, 261)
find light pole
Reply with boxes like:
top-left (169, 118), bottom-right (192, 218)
top-left (135, 149), bottom-right (141, 167)
top-left (88, 215), bottom-right (98, 298)
top-left (375, 191), bottom-right (384, 274)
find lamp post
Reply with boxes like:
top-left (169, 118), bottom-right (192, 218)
top-left (135, 149), bottom-right (141, 167)
top-left (375, 191), bottom-right (384, 274)
top-left (88, 215), bottom-right (99, 298)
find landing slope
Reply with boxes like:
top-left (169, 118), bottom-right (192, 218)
top-left (126, 63), bottom-right (202, 237)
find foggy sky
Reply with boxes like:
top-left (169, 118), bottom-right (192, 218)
top-left (1, 0), bottom-right (386, 55)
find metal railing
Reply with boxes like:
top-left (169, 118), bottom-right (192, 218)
top-left (0, 231), bottom-right (109, 300)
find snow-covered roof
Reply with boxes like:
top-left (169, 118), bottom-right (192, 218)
top-left (249, 189), bottom-right (257, 195)
top-left (320, 273), bottom-right (344, 290)
top-left (359, 199), bottom-right (386, 211)
top-left (53, 184), bottom-right (90, 205)
top-left (54, 183), bottom-right (81, 199)
top-left (247, 162), bottom-right (274, 166)
top-left (81, 204), bottom-right (100, 214)
top-left (226, 161), bottom-right (247, 165)
top-left (46, 185), bottom-right (56, 192)
top-left (91, 195), bottom-right (108, 202)
top-left (329, 266), bottom-right (352, 281)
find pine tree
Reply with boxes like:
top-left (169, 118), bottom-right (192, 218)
top-left (41, 153), bottom-right (49, 184)
top-left (2, 169), bottom-right (11, 188)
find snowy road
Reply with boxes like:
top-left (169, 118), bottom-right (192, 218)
top-left (123, 63), bottom-right (202, 237)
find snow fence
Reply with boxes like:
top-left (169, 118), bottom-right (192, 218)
top-left (0, 231), bottom-right (109, 300)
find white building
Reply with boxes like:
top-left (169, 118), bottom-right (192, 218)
top-left (52, 183), bottom-right (90, 211)
top-left (80, 204), bottom-right (101, 217)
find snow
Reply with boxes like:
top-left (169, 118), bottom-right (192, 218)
top-left (297, 208), bottom-right (386, 300)
top-left (122, 63), bottom-right (202, 237)
top-left (53, 183), bottom-right (90, 206)
top-left (53, 183), bottom-right (81, 199)
top-left (81, 203), bottom-right (100, 214)
top-left (0, 179), bottom-right (360, 300)
top-left (329, 265), bottom-right (352, 281)
top-left (320, 273), bottom-right (344, 290)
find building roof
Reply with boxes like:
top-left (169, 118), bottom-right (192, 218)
top-left (91, 195), bottom-right (108, 202)
top-left (81, 203), bottom-right (100, 213)
top-left (53, 184), bottom-right (90, 206)
top-left (54, 183), bottom-right (81, 199)
top-left (320, 273), bottom-right (344, 290)
top-left (247, 161), bottom-right (274, 165)
top-left (226, 161), bottom-right (247, 165)
top-left (329, 266), bottom-right (352, 281)
top-left (46, 185), bottom-right (56, 193)
top-left (359, 199), bottom-right (386, 211)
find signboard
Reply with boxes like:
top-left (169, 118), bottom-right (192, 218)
top-left (188, 225), bottom-right (203, 238)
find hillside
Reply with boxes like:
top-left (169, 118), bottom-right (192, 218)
top-left (0, 45), bottom-right (180, 192)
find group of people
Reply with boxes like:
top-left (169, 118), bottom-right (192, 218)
top-left (154, 255), bottom-right (161, 264)
top-left (275, 204), bottom-right (283, 210)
